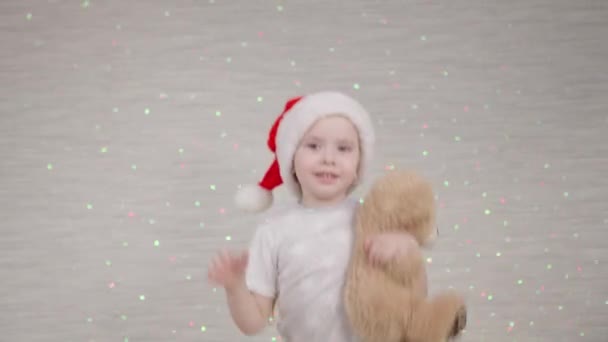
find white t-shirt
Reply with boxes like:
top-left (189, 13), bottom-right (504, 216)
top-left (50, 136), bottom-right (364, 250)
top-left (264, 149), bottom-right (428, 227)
top-left (246, 197), bottom-right (360, 342)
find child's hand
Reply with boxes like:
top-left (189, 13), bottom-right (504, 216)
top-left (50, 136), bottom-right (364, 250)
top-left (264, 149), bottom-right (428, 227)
top-left (364, 232), bottom-right (419, 267)
top-left (207, 249), bottom-right (249, 291)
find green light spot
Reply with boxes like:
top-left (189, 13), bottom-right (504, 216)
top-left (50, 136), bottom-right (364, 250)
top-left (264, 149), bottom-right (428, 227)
top-left (47, 163), bottom-right (53, 170)
top-left (517, 279), bottom-right (523, 285)
top-left (226, 57), bottom-right (232, 63)
top-left (139, 295), bottom-right (145, 301)
top-left (86, 203), bottom-right (93, 209)
top-left (120, 314), bottom-right (127, 320)
top-left (178, 148), bottom-right (184, 154)
top-left (122, 241), bottom-right (129, 247)
top-left (186, 275), bottom-right (192, 280)
top-left (544, 163), bottom-right (550, 169)
top-left (201, 325), bottom-right (207, 332)
top-left (144, 108), bottom-right (150, 115)
top-left (124, 338), bottom-right (129, 342)
top-left (359, 198), bottom-right (364, 204)
top-left (547, 264), bottom-right (552, 270)
top-left (484, 209), bottom-right (491, 215)
top-left (563, 192), bottom-right (569, 198)
top-left (105, 260), bottom-right (112, 266)
top-left (148, 219), bottom-right (156, 224)
top-left (100, 146), bottom-right (108, 153)
top-left (215, 111), bottom-right (221, 116)
top-left (26, 13), bottom-right (33, 20)
top-left (81, 0), bottom-right (90, 8)
top-left (277, 5), bottom-right (283, 11)
top-left (503, 220), bottom-right (509, 226)
top-left (454, 224), bottom-right (460, 231)
top-left (210, 185), bottom-right (216, 191)
top-left (482, 192), bottom-right (487, 197)
top-left (488, 295), bottom-right (493, 301)
top-left (443, 70), bottom-right (449, 77)
top-left (154, 240), bottom-right (160, 247)
top-left (422, 150), bottom-right (429, 156)
top-left (420, 35), bottom-right (427, 41)
top-left (454, 136), bottom-right (461, 142)
top-left (496, 252), bottom-right (502, 257)
top-left (131, 164), bottom-right (137, 170)
top-left (353, 83), bottom-right (360, 90)
top-left (257, 96), bottom-right (263, 102)
top-left (195, 201), bottom-right (201, 207)
top-left (225, 236), bottom-right (232, 241)
top-left (443, 180), bottom-right (449, 187)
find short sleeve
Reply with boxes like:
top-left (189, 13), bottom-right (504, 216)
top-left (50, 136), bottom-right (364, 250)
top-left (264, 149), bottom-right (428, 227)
top-left (246, 224), bottom-right (278, 298)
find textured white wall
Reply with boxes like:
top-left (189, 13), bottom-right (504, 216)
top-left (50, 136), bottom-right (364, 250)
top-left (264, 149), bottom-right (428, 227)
top-left (1, 0), bottom-right (606, 341)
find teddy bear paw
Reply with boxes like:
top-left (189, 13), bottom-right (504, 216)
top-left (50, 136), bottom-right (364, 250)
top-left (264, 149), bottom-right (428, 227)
top-left (449, 306), bottom-right (467, 338)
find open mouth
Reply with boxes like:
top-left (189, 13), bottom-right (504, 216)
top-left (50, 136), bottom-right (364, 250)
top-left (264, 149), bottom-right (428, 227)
top-left (315, 172), bottom-right (338, 181)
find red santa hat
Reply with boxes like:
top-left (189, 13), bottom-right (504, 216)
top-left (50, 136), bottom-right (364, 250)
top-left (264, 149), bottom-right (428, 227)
top-left (235, 91), bottom-right (375, 212)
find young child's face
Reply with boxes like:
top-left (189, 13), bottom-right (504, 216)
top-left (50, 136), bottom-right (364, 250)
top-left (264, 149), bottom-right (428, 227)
top-left (293, 115), bottom-right (361, 207)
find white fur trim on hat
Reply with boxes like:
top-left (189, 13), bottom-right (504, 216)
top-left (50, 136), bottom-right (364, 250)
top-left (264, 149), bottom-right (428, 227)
top-left (234, 184), bottom-right (274, 213)
top-left (275, 91), bottom-right (375, 198)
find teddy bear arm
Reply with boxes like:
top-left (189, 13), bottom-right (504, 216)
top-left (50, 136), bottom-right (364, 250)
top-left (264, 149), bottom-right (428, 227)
top-left (383, 248), bottom-right (425, 288)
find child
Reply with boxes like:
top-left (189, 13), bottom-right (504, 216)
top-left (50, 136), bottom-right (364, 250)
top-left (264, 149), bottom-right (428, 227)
top-left (208, 91), bottom-right (421, 341)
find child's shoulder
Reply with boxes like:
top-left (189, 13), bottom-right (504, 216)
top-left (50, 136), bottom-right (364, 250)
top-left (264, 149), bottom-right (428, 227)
top-left (253, 201), bottom-right (302, 231)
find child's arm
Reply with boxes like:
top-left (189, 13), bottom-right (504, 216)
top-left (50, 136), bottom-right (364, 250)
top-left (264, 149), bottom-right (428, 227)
top-left (208, 249), bottom-right (275, 335)
top-left (225, 279), bottom-right (275, 335)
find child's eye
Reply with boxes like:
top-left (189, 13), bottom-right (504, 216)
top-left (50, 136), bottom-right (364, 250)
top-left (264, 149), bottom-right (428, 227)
top-left (306, 143), bottom-right (319, 150)
top-left (338, 145), bottom-right (352, 152)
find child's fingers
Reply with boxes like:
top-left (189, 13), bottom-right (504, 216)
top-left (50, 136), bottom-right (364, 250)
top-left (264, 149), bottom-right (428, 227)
top-left (238, 250), bottom-right (249, 269)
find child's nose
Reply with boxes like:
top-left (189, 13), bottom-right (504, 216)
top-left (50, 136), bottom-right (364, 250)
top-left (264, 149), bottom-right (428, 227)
top-left (321, 148), bottom-right (336, 164)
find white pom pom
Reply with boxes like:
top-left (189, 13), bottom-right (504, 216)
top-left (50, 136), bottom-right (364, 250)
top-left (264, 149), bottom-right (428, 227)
top-left (235, 184), bottom-right (273, 212)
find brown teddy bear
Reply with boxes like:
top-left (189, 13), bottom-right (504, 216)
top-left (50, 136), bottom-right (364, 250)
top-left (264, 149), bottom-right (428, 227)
top-left (344, 170), bottom-right (467, 342)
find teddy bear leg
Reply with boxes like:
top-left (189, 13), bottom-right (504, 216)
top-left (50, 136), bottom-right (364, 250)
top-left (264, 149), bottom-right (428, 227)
top-left (405, 292), bottom-right (466, 342)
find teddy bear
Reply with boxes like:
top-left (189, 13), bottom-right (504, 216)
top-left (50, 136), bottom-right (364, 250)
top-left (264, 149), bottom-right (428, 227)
top-left (344, 170), bottom-right (467, 342)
